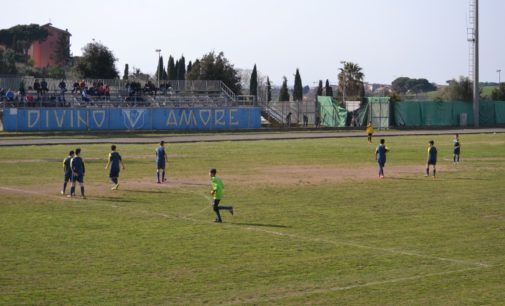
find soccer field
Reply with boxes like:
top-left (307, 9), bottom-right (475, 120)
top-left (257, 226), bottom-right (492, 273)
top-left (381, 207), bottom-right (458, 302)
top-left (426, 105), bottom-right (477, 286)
top-left (1, 134), bottom-right (504, 305)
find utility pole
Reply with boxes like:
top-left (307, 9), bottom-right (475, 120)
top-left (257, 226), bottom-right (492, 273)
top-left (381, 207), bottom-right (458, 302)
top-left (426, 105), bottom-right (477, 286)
top-left (498, 69), bottom-right (502, 84)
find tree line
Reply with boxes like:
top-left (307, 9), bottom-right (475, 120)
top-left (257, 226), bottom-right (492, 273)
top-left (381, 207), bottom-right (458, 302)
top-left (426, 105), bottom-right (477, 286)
top-left (3, 24), bottom-right (504, 101)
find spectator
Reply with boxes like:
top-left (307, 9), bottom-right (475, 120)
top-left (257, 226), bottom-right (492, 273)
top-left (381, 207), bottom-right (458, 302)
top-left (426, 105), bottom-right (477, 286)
top-left (97, 84), bottom-right (106, 97)
top-left (41, 79), bottom-right (49, 95)
top-left (26, 94), bottom-right (34, 106)
top-left (72, 81), bottom-right (80, 93)
top-left (303, 114), bottom-right (308, 127)
top-left (79, 80), bottom-right (86, 91)
top-left (286, 112), bottom-right (292, 128)
top-left (5, 89), bottom-right (15, 101)
top-left (58, 80), bottom-right (67, 103)
top-left (315, 115), bottom-right (321, 128)
top-left (33, 79), bottom-right (42, 97)
top-left (104, 85), bottom-right (110, 100)
top-left (19, 81), bottom-right (26, 97)
top-left (88, 86), bottom-right (96, 96)
top-left (81, 87), bottom-right (91, 102)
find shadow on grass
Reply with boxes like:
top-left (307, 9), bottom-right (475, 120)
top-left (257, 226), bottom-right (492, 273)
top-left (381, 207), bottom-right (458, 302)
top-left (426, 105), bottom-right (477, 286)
top-left (176, 182), bottom-right (208, 187)
top-left (121, 189), bottom-right (167, 194)
top-left (443, 177), bottom-right (490, 181)
top-left (230, 222), bottom-right (290, 228)
top-left (97, 196), bottom-right (136, 203)
top-left (389, 176), bottom-right (490, 181)
top-left (387, 177), bottom-right (424, 181)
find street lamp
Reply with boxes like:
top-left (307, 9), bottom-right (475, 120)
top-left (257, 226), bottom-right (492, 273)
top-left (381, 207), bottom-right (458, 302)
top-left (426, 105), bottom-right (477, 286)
top-left (497, 69), bottom-right (502, 84)
top-left (340, 61), bottom-right (346, 105)
top-left (155, 49), bottom-right (161, 88)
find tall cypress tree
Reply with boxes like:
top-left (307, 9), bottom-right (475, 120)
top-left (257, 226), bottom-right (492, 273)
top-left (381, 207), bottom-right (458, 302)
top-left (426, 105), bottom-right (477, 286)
top-left (156, 56), bottom-right (166, 81)
top-left (187, 61), bottom-right (192, 74)
top-left (266, 77), bottom-right (272, 102)
top-left (167, 55), bottom-right (176, 80)
top-left (178, 55), bottom-right (186, 80)
top-left (279, 77), bottom-right (290, 101)
top-left (123, 63), bottom-right (129, 80)
top-left (249, 64), bottom-right (258, 97)
top-left (293, 68), bottom-right (303, 101)
top-left (175, 59), bottom-right (180, 80)
top-left (316, 80), bottom-right (323, 96)
top-left (325, 79), bottom-right (333, 97)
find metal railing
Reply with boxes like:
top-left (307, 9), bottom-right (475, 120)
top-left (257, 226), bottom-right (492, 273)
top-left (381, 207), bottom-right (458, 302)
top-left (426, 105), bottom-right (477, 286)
top-left (259, 100), bottom-right (317, 126)
top-left (0, 77), bottom-right (250, 109)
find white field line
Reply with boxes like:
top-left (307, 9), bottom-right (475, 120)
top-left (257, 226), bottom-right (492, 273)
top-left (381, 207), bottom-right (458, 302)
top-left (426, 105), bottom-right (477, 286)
top-left (220, 266), bottom-right (488, 306)
top-left (1, 186), bottom-right (491, 269)
top-left (246, 227), bottom-right (490, 268)
top-left (1, 186), bottom-right (493, 303)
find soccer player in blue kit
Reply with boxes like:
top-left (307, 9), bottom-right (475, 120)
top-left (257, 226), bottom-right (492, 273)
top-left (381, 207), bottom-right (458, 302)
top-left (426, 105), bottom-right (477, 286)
top-left (61, 150), bottom-right (74, 195)
top-left (155, 141), bottom-right (168, 184)
top-left (375, 139), bottom-right (389, 179)
top-left (105, 145), bottom-right (125, 190)
top-left (69, 148), bottom-right (86, 198)
top-left (425, 140), bottom-right (438, 178)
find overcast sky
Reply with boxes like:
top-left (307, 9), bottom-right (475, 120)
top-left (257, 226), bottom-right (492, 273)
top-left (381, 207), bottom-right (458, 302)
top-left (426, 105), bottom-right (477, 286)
top-left (2, 0), bottom-right (504, 86)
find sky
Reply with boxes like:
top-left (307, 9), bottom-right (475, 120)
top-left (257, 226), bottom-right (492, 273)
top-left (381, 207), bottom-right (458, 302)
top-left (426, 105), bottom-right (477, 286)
top-left (2, 0), bottom-right (504, 86)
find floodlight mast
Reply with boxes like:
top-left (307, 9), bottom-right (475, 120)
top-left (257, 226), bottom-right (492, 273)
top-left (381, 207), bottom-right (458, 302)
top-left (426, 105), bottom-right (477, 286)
top-left (155, 49), bottom-right (162, 88)
top-left (472, 0), bottom-right (479, 128)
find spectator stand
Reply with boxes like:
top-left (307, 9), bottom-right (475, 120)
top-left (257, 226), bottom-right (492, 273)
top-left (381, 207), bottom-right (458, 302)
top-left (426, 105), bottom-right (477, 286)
top-left (0, 77), bottom-right (256, 109)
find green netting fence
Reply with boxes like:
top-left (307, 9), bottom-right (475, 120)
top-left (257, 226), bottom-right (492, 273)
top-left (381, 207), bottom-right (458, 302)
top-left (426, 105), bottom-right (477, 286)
top-left (393, 101), bottom-right (505, 127)
top-left (316, 96), bottom-right (347, 127)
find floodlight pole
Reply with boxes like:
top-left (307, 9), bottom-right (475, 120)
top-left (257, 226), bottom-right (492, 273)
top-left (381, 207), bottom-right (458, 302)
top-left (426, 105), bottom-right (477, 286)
top-left (155, 49), bottom-right (162, 88)
top-left (472, 0), bottom-right (479, 128)
top-left (498, 69), bottom-right (502, 84)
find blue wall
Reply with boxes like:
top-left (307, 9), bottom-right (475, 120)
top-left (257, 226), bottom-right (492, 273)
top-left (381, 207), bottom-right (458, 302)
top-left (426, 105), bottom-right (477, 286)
top-left (3, 107), bottom-right (261, 131)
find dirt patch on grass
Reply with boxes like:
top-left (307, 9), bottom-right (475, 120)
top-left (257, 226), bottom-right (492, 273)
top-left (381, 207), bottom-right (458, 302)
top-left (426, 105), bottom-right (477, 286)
top-left (0, 157), bottom-right (104, 164)
top-left (236, 165), bottom-right (428, 186)
top-left (122, 165), bottom-right (430, 190)
top-left (124, 177), bottom-right (209, 189)
top-left (0, 165), bottom-right (445, 200)
top-left (143, 164), bottom-right (449, 189)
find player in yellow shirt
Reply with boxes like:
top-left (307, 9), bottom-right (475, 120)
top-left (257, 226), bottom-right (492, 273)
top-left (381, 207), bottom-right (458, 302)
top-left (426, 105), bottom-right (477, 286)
top-left (366, 121), bottom-right (374, 143)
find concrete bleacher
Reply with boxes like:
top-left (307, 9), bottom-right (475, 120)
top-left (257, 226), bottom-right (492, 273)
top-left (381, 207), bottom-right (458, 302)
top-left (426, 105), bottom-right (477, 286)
top-left (0, 77), bottom-right (251, 108)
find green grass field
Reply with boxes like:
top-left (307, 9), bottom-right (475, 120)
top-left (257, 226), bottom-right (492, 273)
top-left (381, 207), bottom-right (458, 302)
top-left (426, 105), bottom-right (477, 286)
top-left (1, 134), bottom-right (505, 305)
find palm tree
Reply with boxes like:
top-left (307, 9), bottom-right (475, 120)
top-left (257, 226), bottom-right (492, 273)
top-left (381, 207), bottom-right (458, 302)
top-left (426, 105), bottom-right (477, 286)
top-left (338, 62), bottom-right (365, 100)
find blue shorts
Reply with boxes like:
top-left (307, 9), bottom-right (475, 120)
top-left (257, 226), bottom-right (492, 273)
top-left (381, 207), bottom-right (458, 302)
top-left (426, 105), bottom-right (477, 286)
top-left (72, 173), bottom-right (84, 183)
top-left (454, 148), bottom-right (460, 155)
top-left (378, 160), bottom-right (386, 167)
top-left (109, 169), bottom-right (120, 178)
top-left (428, 159), bottom-right (437, 165)
top-left (64, 172), bottom-right (72, 182)
top-left (156, 162), bottom-right (166, 170)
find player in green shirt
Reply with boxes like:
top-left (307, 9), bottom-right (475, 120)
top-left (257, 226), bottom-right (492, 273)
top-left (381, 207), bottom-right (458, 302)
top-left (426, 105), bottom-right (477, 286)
top-left (209, 168), bottom-right (234, 223)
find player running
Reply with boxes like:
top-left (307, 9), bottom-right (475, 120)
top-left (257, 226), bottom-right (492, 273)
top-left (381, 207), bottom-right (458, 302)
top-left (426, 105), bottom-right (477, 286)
top-left (209, 168), bottom-right (234, 223)
top-left (61, 150), bottom-right (74, 195)
top-left (375, 138), bottom-right (389, 179)
top-left (425, 140), bottom-right (438, 178)
top-left (69, 148), bottom-right (86, 198)
top-left (105, 145), bottom-right (125, 190)
top-left (155, 141), bottom-right (168, 184)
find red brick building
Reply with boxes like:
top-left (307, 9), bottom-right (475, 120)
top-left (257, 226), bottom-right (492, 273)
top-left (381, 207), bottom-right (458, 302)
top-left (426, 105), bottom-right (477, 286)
top-left (28, 23), bottom-right (71, 68)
